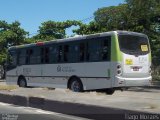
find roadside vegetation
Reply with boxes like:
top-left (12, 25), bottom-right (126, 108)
top-left (0, 84), bottom-right (18, 91)
top-left (0, 0), bottom-right (160, 79)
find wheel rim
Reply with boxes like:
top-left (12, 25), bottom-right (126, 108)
top-left (71, 81), bottom-right (81, 92)
top-left (19, 80), bottom-right (26, 87)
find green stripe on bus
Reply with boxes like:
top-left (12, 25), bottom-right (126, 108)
top-left (111, 33), bottom-right (123, 62)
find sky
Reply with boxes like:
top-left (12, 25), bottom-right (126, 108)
top-left (0, 0), bottom-right (124, 36)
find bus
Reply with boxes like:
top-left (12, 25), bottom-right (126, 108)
top-left (6, 31), bottom-right (152, 94)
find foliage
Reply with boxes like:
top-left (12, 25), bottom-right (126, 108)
top-left (0, 20), bottom-right (28, 64)
top-left (34, 20), bottom-right (82, 41)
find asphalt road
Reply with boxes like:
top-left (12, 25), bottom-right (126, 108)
top-left (0, 102), bottom-right (90, 120)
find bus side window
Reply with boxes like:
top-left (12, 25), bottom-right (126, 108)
top-left (50, 46), bottom-right (56, 63)
top-left (26, 49), bottom-right (34, 64)
top-left (45, 47), bottom-right (49, 63)
top-left (8, 51), bottom-right (17, 67)
top-left (33, 47), bottom-right (41, 64)
top-left (18, 50), bottom-right (26, 65)
top-left (25, 50), bottom-right (29, 64)
top-left (64, 45), bottom-right (69, 62)
top-left (40, 48), bottom-right (44, 63)
top-left (86, 42), bottom-right (90, 61)
top-left (101, 37), bottom-right (111, 61)
top-left (79, 43), bottom-right (85, 62)
top-left (86, 39), bottom-right (101, 62)
top-left (58, 45), bottom-right (62, 62)
top-left (68, 42), bottom-right (79, 63)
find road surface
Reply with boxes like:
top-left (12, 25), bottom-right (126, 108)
top-left (0, 102), bottom-right (89, 120)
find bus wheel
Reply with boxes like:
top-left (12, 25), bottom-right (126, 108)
top-left (105, 88), bottom-right (115, 95)
top-left (69, 78), bottom-right (83, 92)
top-left (18, 77), bottom-right (27, 88)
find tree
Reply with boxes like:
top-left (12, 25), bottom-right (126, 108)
top-left (34, 20), bottom-right (81, 41)
top-left (0, 20), bottom-right (28, 64)
top-left (73, 4), bottom-right (129, 35)
top-left (94, 4), bottom-right (129, 31)
top-left (125, 0), bottom-right (160, 64)
top-left (73, 21), bottom-right (100, 35)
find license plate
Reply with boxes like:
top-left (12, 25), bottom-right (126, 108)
top-left (131, 66), bottom-right (142, 71)
top-left (133, 67), bottom-right (139, 71)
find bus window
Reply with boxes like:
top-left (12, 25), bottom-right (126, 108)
top-left (87, 39), bottom-right (101, 62)
top-left (25, 50), bottom-right (29, 64)
top-left (118, 35), bottom-right (150, 55)
top-left (58, 45), bottom-right (62, 62)
top-left (68, 42), bottom-right (79, 63)
top-left (86, 38), bottom-right (101, 62)
top-left (64, 45), bottom-right (69, 62)
top-left (79, 43), bottom-right (85, 62)
top-left (40, 48), bottom-right (44, 63)
top-left (101, 37), bottom-right (111, 61)
top-left (28, 49), bottom-right (37, 64)
top-left (34, 47), bottom-right (41, 64)
top-left (86, 42), bottom-right (90, 61)
top-left (45, 47), bottom-right (49, 63)
top-left (18, 49), bottom-right (26, 65)
top-left (50, 46), bottom-right (56, 63)
top-left (8, 50), bottom-right (17, 67)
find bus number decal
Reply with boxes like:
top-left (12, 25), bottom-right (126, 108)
top-left (125, 59), bottom-right (133, 65)
top-left (141, 45), bottom-right (148, 52)
top-left (57, 65), bottom-right (75, 73)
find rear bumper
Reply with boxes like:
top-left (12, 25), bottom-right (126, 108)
top-left (115, 76), bottom-right (152, 87)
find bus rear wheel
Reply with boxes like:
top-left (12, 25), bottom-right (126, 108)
top-left (18, 77), bottom-right (27, 88)
top-left (69, 78), bottom-right (83, 92)
top-left (105, 88), bottom-right (115, 95)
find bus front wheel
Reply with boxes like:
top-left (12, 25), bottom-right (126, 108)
top-left (105, 88), bottom-right (115, 95)
top-left (69, 78), bottom-right (83, 92)
top-left (18, 77), bottom-right (27, 88)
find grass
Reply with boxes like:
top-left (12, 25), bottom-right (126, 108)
top-left (152, 74), bottom-right (160, 81)
top-left (0, 84), bottom-right (18, 91)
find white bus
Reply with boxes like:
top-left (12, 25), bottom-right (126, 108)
top-left (6, 31), bottom-right (152, 94)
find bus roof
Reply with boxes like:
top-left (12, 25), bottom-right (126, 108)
top-left (8, 31), bottom-right (147, 50)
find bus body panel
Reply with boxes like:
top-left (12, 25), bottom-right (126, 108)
top-left (6, 62), bottom-right (112, 90)
top-left (113, 31), bottom-right (152, 87)
top-left (123, 53), bottom-right (150, 78)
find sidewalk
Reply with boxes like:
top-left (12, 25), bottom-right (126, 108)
top-left (0, 83), bottom-right (160, 114)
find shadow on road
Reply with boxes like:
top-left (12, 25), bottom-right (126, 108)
top-left (126, 87), bottom-right (160, 93)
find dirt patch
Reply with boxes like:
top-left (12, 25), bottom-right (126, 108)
top-left (0, 84), bottom-right (18, 91)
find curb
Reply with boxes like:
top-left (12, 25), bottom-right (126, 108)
top-left (152, 81), bottom-right (160, 86)
top-left (0, 93), bottom-right (155, 120)
top-left (0, 94), bottom-right (27, 106)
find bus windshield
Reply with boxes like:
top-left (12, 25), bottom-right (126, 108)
top-left (118, 35), bottom-right (150, 55)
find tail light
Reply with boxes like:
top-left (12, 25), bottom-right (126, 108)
top-left (117, 64), bottom-right (122, 75)
top-left (117, 65), bottom-right (121, 69)
top-left (117, 70), bottom-right (121, 74)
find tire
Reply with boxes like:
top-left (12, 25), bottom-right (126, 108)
top-left (69, 78), bottom-right (83, 92)
top-left (18, 77), bottom-right (27, 87)
top-left (105, 88), bottom-right (115, 95)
